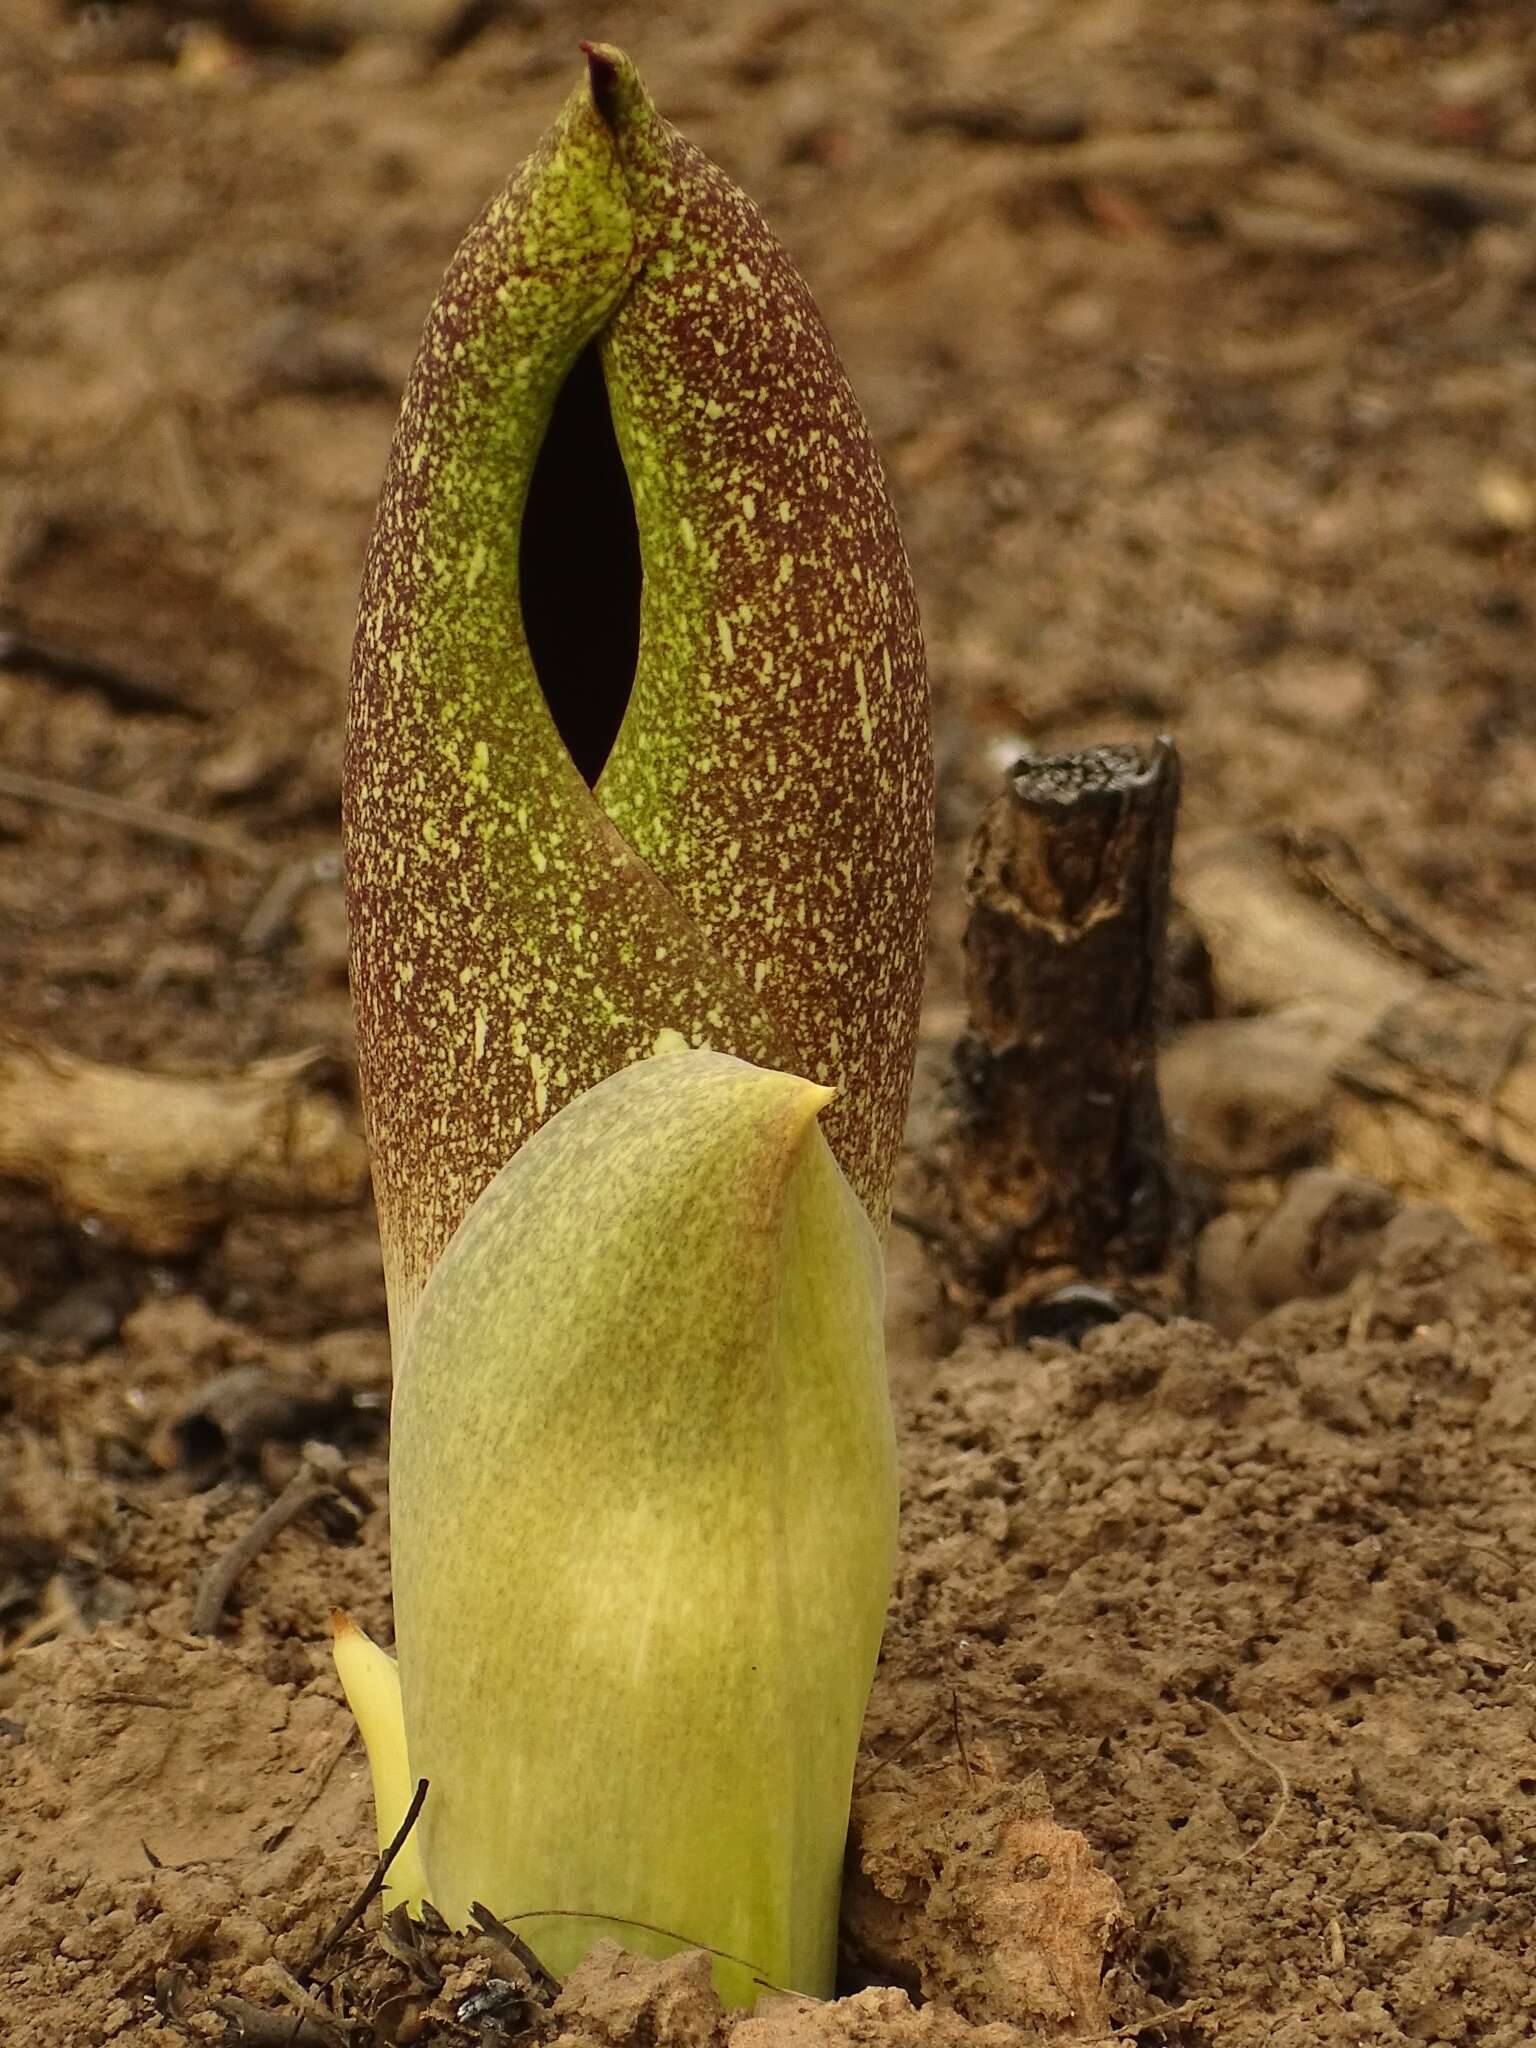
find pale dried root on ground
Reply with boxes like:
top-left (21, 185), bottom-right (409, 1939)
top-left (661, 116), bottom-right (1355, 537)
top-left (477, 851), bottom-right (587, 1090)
top-left (0, 1033), bottom-right (366, 1255)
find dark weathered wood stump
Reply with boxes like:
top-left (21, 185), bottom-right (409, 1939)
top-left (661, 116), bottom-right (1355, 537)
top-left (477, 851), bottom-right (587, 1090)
top-left (925, 740), bottom-right (1181, 1328)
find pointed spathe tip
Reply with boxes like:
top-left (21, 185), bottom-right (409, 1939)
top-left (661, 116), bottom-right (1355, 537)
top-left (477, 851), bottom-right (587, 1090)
top-left (581, 43), bottom-right (659, 145)
top-left (581, 40), bottom-right (624, 130)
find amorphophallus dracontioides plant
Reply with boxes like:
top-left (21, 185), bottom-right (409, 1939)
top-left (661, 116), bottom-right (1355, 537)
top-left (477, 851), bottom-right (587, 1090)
top-left (336, 42), bottom-right (932, 2005)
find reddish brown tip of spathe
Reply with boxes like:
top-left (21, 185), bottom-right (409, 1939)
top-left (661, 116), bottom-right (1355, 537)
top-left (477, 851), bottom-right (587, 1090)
top-left (581, 41), bottom-right (622, 130)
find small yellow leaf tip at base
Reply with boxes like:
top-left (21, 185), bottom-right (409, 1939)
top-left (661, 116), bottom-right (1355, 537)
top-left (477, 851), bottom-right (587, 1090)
top-left (332, 1608), bottom-right (427, 1912)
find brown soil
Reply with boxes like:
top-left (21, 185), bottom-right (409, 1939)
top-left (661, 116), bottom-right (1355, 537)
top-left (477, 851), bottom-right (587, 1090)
top-left (3, 2), bottom-right (1535, 2044)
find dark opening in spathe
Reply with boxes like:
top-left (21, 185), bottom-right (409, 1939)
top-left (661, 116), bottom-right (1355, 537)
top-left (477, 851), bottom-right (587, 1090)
top-left (519, 340), bottom-right (641, 786)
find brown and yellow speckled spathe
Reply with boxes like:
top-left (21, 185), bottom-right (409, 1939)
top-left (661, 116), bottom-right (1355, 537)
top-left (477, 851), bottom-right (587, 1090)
top-left (345, 46), bottom-right (932, 1340)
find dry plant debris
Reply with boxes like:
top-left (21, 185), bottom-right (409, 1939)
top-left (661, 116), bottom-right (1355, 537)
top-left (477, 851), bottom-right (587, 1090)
top-left (1168, 831), bottom-right (1536, 1273)
top-left (0, 1032), bottom-right (367, 1254)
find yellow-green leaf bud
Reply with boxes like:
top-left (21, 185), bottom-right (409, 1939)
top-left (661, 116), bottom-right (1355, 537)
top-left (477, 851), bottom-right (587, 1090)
top-left (344, 1048), bottom-right (896, 2005)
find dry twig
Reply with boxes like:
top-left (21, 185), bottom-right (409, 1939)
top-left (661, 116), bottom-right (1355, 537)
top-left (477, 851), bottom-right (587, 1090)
top-left (1267, 91), bottom-right (1536, 224)
top-left (210, 1998), bottom-right (338, 2047)
top-left (300, 1778), bottom-right (430, 1979)
top-left (0, 764), bottom-right (268, 867)
top-left (466, 1901), bottom-right (563, 2000)
top-left (190, 1446), bottom-right (345, 1636)
top-left (1009, 126), bottom-right (1253, 186)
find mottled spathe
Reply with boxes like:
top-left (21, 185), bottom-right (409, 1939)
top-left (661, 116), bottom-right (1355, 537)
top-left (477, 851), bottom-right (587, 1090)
top-left (345, 46), bottom-right (932, 1340)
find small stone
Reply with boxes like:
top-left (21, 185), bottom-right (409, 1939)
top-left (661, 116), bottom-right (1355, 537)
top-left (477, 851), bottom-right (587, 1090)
top-left (1476, 465), bottom-right (1535, 534)
top-left (1260, 651), bottom-right (1375, 733)
top-left (196, 732), bottom-right (286, 800)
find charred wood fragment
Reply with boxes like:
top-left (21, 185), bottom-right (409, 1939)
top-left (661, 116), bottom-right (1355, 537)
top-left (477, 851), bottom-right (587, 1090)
top-left (925, 740), bottom-right (1182, 1325)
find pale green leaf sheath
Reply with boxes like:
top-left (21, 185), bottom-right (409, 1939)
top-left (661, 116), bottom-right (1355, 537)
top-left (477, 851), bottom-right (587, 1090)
top-left (344, 49), bottom-right (932, 1341)
top-left (387, 1050), bottom-right (897, 2005)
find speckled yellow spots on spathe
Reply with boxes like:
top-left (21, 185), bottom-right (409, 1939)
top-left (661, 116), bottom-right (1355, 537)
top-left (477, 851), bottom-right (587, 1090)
top-left (343, 46), bottom-right (930, 1347)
